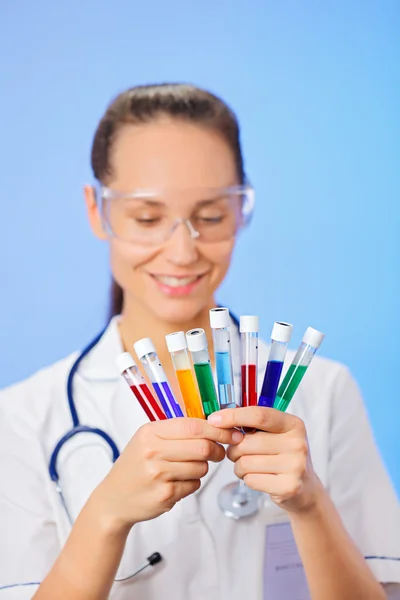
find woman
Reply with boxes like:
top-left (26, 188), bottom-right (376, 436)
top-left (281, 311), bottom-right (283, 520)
top-left (0, 83), bottom-right (398, 600)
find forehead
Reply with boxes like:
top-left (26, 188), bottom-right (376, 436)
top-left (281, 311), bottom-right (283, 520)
top-left (108, 118), bottom-right (238, 191)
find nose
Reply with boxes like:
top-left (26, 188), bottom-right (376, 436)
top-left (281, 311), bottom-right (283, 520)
top-left (163, 219), bottom-right (200, 266)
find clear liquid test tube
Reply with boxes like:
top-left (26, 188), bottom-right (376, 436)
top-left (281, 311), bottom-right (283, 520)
top-left (258, 322), bottom-right (293, 408)
top-left (240, 316), bottom-right (259, 407)
top-left (133, 338), bottom-right (184, 419)
top-left (165, 331), bottom-right (205, 419)
top-left (186, 328), bottom-right (220, 417)
top-left (115, 352), bottom-right (166, 422)
top-left (209, 307), bottom-right (236, 409)
top-left (274, 327), bottom-right (325, 412)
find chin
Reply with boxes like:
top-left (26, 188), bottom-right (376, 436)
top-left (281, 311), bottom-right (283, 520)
top-left (151, 297), bottom-right (209, 326)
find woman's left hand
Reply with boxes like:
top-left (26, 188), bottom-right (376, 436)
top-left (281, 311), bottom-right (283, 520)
top-left (208, 407), bottom-right (322, 514)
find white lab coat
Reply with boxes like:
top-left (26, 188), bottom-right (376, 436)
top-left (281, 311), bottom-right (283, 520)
top-left (0, 316), bottom-right (399, 599)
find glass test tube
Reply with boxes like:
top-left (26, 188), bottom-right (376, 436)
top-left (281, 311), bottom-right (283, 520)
top-left (240, 315), bottom-right (259, 407)
top-left (258, 322), bottom-right (293, 408)
top-left (165, 331), bottom-right (205, 419)
top-left (115, 352), bottom-right (166, 422)
top-left (210, 307), bottom-right (236, 409)
top-left (133, 338), bottom-right (184, 418)
top-left (186, 328), bottom-right (220, 417)
top-left (274, 327), bottom-right (325, 412)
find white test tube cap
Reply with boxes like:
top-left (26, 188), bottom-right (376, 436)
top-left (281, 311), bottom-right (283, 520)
top-left (271, 321), bottom-right (293, 343)
top-left (240, 315), bottom-right (259, 333)
top-left (209, 307), bottom-right (230, 329)
top-left (186, 328), bottom-right (208, 352)
top-left (302, 327), bottom-right (325, 349)
top-left (165, 331), bottom-right (187, 353)
top-left (133, 337), bottom-right (156, 359)
top-left (115, 352), bottom-right (136, 374)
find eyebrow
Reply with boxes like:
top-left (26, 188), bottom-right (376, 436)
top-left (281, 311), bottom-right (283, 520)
top-left (126, 195), bottom-right (230, 208)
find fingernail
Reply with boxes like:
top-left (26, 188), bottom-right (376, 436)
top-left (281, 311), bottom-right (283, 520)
top-left (208, 413), bottom-right (222, 424)
top-left (232, 431), bottom-right (243, 443)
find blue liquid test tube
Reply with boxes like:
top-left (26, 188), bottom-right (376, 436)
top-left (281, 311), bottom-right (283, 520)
top-left (133, 337), bottom-right (184, 418)
top-left (258, 322), bottom-right (293, 408)
top-left (209, 307), bottom-right (236, 409)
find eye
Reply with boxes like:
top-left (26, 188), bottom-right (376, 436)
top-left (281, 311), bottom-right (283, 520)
top-left (197, 216), bottom-right (224, 225)
top-left (195, 213), bottom-right (226, 225)
top-left (135, 217), bottom-right (162, 226)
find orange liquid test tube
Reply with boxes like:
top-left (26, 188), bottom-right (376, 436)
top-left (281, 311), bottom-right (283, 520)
top-left (165, 331), bottom-right (205, 419)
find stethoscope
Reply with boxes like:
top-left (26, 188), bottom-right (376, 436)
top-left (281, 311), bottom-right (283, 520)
top-left (47, 311), bottom-right (257, 580)
top-left (48, 326), bottom-right (165, 580)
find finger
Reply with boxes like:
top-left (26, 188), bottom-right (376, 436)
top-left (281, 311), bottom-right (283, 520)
top-left (163, 439), bottom-right (226, 463)
top-left (227, 430), bottom-right (305, 461)
top-left (208, 407), bottom-right (298, 434)
top-left (244, 473), bottom-right (302, 498)
top-left (172, 479), bottom-right (202, 502)
top-left (164, 460), bottom-right (209, 481)
top-left (234, 454), bottom-right (297, 479)
top-left (154, 417), bottom-right (243, 445)
top-left (159, 479), bottom-right (202, 507)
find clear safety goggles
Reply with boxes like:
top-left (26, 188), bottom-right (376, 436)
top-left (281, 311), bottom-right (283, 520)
top-left (96, 184), bottom-right (255, 246)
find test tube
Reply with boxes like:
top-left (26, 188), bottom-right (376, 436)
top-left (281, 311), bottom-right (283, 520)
top-left (133, 338), bottom-right (184, 418)
top-left (165, 331), bottom-right (205, 419)
top-left (240, 316), bottom-right (259, 407)
top-left (115, 352), bottom-right (166, 422)
top-left (209, 307), bottom-right (236, 409)
top-left (274, 327), bottom-right (325, 412)
top-left (186, 328), bottom-right (220, 417)
top-left (258, 322), bottom-right (293, 408)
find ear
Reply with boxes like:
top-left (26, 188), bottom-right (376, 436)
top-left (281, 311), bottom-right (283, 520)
top-left (83, 184), bottom-right (108, 240)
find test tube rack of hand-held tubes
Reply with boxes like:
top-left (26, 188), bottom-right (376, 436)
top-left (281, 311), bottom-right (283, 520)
top-left (114, 308), bottom-right (325, 422)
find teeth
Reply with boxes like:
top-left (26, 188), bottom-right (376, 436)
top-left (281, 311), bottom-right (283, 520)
top-left (155, 276), bottom-right (199, 287)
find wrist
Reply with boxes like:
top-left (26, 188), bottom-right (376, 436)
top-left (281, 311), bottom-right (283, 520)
top-left (289, 476), bottom-right (329, 523)
top-left (86, 486), bottom-right (134, 540)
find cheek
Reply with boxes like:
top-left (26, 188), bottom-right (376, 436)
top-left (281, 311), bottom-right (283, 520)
top-left (201, 239), bottom-right (235, 270)
top-left (199, 239), bottom-right (235, 289)
top-left (109, 239), bottom-right (157, 282)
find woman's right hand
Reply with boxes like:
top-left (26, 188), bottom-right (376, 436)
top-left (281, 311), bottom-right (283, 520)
top-left (91, 418), bottom-right (243, 529)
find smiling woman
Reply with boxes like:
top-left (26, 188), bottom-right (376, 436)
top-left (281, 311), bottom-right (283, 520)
top-left (0, 83), bottom-right (399, 600)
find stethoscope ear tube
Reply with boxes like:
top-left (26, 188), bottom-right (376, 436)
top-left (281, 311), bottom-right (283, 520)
top-left (115, 552), bottom-right (163, 581)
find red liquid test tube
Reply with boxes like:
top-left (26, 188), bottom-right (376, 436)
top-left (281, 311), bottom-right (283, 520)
top-left (240, 316), bottom-right (259, 407)
top-left (115, 352), bottom-right (166, 422)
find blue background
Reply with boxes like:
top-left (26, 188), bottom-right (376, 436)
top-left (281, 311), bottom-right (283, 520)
top-left (1, 1), bottom-right (399, 492)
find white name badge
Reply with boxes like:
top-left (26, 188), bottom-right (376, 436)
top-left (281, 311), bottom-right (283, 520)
top-left (264, 522), bottom-right (311, 600)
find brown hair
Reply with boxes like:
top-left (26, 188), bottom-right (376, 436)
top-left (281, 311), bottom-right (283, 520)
top-left (90, 83), bottom-right (245, 321)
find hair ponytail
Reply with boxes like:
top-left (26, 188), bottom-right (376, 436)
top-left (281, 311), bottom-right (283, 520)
top-left (108, 278), bottom-right (123, 321)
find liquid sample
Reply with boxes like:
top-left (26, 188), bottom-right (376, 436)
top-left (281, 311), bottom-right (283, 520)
top-left (130, 384), bottom-right (166, 421)
top-left (215, 351), bottom-right (235, 408)
top-left (258, 360), bottom-right (284, 408)
top-left (194, 362), bottom-right (220, 416)
top-left (241, 363), bottom-right (257, 407)
top-left (176, 369), bottom-right (204, 419)
top-left (274, 364), bottom-right (308, 412)
top-left (152, 381), bottom-right (184, 418)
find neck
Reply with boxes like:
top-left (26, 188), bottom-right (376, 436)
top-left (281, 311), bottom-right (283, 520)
top-left (118, 296), bottom-right (217, 369)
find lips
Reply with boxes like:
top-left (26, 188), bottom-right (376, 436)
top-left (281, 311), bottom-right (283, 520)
top-left (149, 273), bottom-right (206, 297)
